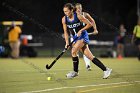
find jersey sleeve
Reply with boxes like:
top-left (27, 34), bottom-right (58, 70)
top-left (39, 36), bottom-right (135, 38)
top-left (16, 26), bottom-right (22, 33)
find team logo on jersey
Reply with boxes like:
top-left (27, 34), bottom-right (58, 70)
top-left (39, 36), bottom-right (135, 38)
top-left (67, 23), bottom-right (81, 28)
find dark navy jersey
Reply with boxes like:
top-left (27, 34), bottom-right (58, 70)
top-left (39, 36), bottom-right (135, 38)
top-left (65, 12), bottom-right (85, 36)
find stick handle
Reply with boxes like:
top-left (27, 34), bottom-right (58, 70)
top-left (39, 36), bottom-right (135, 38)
top-left (46, 36), bottom-right (79, 69)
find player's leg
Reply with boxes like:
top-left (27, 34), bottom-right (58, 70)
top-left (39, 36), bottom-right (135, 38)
top-left (120, 44), bottom-right (124, 56)
top-left (135, 39), bottom-right (140, 60)
top-left (71, 39), bottom-right (85, 72)
top-left (138, 44), bottom-right (140, 60)
top-left (83, 54), bottom-right (91, 71)
top-left (117, 43), bottom-right (121, 58)
top-left (69, 37), bottom-right (79, 72)
top-left (81, 44), bottom-right (112, 79)
top-left (10, 42), bottom-right (15, 58)
top-left (15, 41), bottom-right (20, 58)
top-left (66, 39), bottom-right (85, 78)
top-left (71, 36), bottom-right (91, 70)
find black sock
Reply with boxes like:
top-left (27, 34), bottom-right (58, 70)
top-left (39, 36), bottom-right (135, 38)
top-left (72, 56), bottom-right (79, 72)
top-left (92, 58), bottom-right (106, 71)
top-left (138, 52), bottom-right (140, 61)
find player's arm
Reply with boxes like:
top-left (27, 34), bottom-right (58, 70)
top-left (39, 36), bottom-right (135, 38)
top-left (85, 12), bottom-right (98, 35)
top-left (77, 14), bottom-right (92, 36)
top-left (15, 26), bottom-right (22, 34)
top-left (62, 16), bottom-right (69, 47)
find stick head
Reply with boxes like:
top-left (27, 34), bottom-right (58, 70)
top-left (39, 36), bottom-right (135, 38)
top-left (46, 64), bottom-right (51, 69)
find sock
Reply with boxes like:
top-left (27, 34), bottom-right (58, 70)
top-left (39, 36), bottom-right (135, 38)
top-left (92, 57), bottom-right (106, 71)
top-left (72, 56), bottom-right (79, 72)
top-left (83, 55), bottom-right (91, 68)
top-left (138, 52), bottom-right (140, 60)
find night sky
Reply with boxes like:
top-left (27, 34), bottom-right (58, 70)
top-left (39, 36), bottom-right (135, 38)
top-left (0, 0), bottom-right (137, 35)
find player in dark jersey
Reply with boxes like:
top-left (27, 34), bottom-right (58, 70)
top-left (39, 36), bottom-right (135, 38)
top-left (117, 24), bottom-right (126, 59)
top-left (62, 3), bottom-right (112, 79)
top-left (131, 19), bottom-right (140, 60)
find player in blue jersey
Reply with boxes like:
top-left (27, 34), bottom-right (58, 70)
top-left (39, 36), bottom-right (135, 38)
top-left (62, 3), bottom-right (112, 79)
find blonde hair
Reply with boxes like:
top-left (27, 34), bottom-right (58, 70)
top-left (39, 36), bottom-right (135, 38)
top-left (75, 3), bottom-right (82, 7)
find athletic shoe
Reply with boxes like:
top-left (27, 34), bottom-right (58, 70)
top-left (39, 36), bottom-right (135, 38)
top-left (117, 55), bottom-right (122, 59)
top-left (103, 68), bottom-right (112, 79)
top-left (66, 71), bottom-right (78, 79)
top-left (87, 65), bottom-right (92, 71)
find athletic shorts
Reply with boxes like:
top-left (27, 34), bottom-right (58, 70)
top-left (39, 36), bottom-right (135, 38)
top-left (117, 37), bottom-right (125, 44)
top-left (71, 31), bottom-right (89, 44)
top-left (135, 37), bottom-right (140, 46)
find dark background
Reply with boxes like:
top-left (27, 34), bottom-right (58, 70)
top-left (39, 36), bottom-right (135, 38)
top-left (0, 0), bottom-right (137, 34)
top-left (0, 0), bottom-right (138, 57)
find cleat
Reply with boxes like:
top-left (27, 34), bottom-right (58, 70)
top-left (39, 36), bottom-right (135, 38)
top-left (66, 71), bottom-right (78, 79)
top-left (103, 68), bottom-right (112, 79)
top-left (87, 65), bottom-right (92, 71)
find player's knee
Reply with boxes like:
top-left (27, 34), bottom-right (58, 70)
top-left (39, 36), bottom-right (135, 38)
top-left (71, 51), bottom-right (77, 57)
top-left (84, 54), bottom-right (95, 60)
top-left (71, 48), bottom-right (77, 57)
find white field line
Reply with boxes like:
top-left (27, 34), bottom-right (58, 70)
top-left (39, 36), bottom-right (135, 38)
top-left (78, 83), bottom-right (134, 93)
top-left (20, 81), bottom-right (140, 93)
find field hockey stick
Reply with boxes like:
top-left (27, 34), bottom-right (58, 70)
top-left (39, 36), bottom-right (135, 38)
top-left (88, 32), bottom-right (94, 35)
top-left (46, 36), bottom-right (79, 70)
top-left (88, 31), bottom-right (98, 35)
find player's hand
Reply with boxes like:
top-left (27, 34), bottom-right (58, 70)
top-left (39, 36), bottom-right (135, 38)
top-left (65, 43), bottom-right (70, 49)
top-left (77, 30), bottom-right (82, 37)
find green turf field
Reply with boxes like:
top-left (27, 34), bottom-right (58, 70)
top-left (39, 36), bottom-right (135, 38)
top-left (0, 57), bottom-right (140, 93)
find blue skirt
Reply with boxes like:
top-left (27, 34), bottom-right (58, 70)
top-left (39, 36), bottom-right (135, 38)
top-left (71, 31), bottom-right (89, 44)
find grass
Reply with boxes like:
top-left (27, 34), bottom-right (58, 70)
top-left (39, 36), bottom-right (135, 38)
top-left (0, 57), bottom-right (140, 93)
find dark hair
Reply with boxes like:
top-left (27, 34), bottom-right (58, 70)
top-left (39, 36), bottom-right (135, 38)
top-left (8, 25), bottom-right (15, 32)
top-left (63, 3), bottom-right (75, 11)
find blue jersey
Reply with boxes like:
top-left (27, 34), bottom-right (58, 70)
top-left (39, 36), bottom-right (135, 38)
top-left (65, 12), bottom-right (89, 44)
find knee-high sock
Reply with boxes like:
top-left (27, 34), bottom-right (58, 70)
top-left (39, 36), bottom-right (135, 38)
top-left (92, 57), bottom-right (106, 71)
top-left (138, 52), bottom-right (140, 60)
top-left (72, 56), bottom-right (79, 72)
top-left (83, 55), bottom-right (91, 67)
